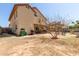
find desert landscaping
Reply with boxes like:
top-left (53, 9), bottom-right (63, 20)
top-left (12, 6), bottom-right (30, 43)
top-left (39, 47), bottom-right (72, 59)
top-left (0, 33), bottom-right (79, 56)
top-left (1, 3), bottom-right (79, 56)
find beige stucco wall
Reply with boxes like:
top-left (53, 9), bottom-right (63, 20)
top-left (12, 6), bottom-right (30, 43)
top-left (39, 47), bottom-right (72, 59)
top-left (34, 9), bottom-right (46, 25)
top-left (9, 5), bottom-right (47, 35)
top-left (9, 11), bottom-right (18, 33)
top-left (16, 6), bottom-right (36, 35)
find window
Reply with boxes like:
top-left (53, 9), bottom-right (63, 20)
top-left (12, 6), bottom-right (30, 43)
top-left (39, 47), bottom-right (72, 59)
top-left (38, 18), bottom-right (43, 23)
top-left (15, 25), bottom-right (17, 29)
top-left (39, 19), bottom-right (41, 23)
top-left (34, 13), bottom-right (38, 17)
top-left (14, 10), bottom-right (18, 19)
top-left (26, 5), bottom-right (29, 9)
top-left (14, 13), bottom-right (16, 19)
top-left (16, 10), bottom-right (18, 17)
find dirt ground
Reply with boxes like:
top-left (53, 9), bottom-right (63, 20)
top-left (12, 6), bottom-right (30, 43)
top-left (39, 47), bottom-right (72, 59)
top-left (0, 33), bottom-right (79, 56)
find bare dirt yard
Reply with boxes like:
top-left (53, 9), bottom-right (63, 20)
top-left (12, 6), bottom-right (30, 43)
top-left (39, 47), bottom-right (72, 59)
top-left (0, 33), bottom-right (79, 56)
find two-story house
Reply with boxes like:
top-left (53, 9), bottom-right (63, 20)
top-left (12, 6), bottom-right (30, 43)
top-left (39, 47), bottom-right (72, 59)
top-left (9, 4), bottom-right (47, 35)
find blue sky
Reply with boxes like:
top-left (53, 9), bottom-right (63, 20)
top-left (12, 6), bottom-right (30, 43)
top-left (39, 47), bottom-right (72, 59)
top-left (32, 3), bottom-right (79, 24)
top-left (0, 3), bottom-right (14, 27)
top-left (0, 3), bottom-right (79, 27)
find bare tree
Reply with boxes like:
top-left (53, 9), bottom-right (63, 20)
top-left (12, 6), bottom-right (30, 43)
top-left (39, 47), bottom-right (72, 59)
top-left (38, 14), bottom-right (68, 39)
top-left (45, 16), bottom-right (66, 39)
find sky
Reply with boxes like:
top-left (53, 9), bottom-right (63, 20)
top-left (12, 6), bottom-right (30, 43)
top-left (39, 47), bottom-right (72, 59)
top-left (1, 3), bottom-right (79, 27)
top-left (0, 3), bottom-right (14, 27)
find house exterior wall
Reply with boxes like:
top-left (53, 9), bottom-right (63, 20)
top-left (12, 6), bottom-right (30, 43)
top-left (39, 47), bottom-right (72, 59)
top-left (9, 11), bottom-right (18, 34)
top-left (16, 6), bottom-right (36, 35)
top-left (9, 4), bottom-right (47, 35)
top-left (33, 8), bottom-right (46, 25)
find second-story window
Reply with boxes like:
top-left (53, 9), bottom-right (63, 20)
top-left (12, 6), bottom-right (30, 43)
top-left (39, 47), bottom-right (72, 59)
top-left (14, 10), bottom-right (18, 20)
top-left (16, 10), bottom-right (18, 17)
top-left (26, 5), bottom-right (29, 9)
top-left (38, 18), bottom-right (43, 23)
top-left (14, 13), bottom-right (16, 19)
top-left (34, 13), bottom-right (38, 17)
top-left (38, 18), bottom-right (41, 23)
